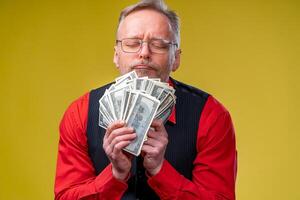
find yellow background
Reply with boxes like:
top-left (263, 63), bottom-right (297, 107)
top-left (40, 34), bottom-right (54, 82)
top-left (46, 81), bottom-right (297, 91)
top-left (0, 0), bottom-right (299, 199)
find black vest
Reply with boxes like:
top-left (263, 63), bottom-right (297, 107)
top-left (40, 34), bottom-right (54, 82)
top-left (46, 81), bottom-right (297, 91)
top-left (87, 78), bottom-right (209, 200)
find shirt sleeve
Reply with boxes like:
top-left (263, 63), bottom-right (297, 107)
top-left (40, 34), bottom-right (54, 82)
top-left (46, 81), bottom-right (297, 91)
top-left (54, 93), bottom-right (128, 200)
top-left (147, 95), bottom-right (237, 200)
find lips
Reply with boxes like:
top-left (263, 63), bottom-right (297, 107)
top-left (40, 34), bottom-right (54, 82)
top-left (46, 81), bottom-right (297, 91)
top-left (133, 65), bottom-right (153, 70)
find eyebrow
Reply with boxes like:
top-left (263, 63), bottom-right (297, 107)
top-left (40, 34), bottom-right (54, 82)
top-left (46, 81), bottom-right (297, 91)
top-left (151, 36), bottom-right (169, 41)
top-left (123, 36), bottom-right (170, 41)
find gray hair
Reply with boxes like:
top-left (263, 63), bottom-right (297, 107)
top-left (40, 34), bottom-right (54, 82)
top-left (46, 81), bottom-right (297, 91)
top-left (117, 0), bottom-right (180, 48)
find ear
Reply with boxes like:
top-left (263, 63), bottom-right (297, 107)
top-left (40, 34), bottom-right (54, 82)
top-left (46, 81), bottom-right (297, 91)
top-left (171, 49), bottom-right (181, 72)
top-left (113, 46), bottom-right (119, 68)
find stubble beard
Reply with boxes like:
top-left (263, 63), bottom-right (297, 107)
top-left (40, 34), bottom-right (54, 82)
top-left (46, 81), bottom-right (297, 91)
top-left (127, 60), bottom-right (171, 82)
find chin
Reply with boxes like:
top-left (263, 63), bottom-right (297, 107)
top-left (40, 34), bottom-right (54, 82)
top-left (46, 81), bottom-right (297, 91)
top-left (134, 69), bottom-right (158, 78)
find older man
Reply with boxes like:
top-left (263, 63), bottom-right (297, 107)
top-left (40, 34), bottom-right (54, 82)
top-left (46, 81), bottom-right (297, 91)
top-left (54, 0), bottom-right (237, 200)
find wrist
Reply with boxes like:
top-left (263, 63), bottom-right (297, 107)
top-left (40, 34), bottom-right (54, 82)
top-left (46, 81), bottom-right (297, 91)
top-left (112, 167), bottom-right (130, 181)
top-left (146, 163), bottom-right (162, 176)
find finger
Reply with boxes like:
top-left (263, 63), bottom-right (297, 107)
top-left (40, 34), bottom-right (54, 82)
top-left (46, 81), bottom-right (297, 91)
top-left (106, 134), bottom-right (135, 159)
top-left (124, 151), bottom-right (134, 159)
top-left (104, 121), bottom-right (125, 142)
top-left (109, 140), bottom-right (132, 161)
top-left (151, 119), bottom-right (165, 132)
top-left (143, 137), bottom-right (167, 151)
top-left (106, 120), bottom-right (126, 136)
top-left (147, 129), bottom-right (159, 138)
top-left (141, 144), bottom-right (156, 155)
top-left (104, 142), bottom-right (113, 155)
top-left (143, 137), bottom-right (159, 146)
top-left (112, 140), bottom-right (132, 155)
top-left (104, 126), bottom-right (133, 149)
top-left (110, 133), bottom-right (136, 150)
top-left (106, 127), bottom-right (135, 144)
top-left (147, 129), bottom-right (168, 139)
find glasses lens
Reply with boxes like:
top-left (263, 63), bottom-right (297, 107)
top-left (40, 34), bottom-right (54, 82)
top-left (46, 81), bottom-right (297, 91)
top-left (122, 39), bottom-right (141, 53)
top-left (120, 38), bottom-right (174, 53)
top-left (150, 39), bottom-right (170, 53)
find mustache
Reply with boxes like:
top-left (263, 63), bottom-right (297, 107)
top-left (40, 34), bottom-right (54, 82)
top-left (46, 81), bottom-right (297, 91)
top-left (129, 60), bottom-right (160, 69)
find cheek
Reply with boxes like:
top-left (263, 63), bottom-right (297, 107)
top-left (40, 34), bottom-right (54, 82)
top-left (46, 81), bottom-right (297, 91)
top-left (120, 53), bottom-right (136, 64)
top-left (117, 54), bottom-right (134, 73)
top-left (159, 55), bottom-right (173, 71)
top-left (118, 54), bottom-right (129, 67)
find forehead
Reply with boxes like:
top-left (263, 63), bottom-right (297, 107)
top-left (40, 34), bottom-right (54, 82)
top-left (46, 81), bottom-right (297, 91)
top-left (118, 9), bottom-right (173, 40)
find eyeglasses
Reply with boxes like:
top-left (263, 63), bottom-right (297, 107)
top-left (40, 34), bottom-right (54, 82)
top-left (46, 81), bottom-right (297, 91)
top-left (116, 38), bottom-right (178, 54)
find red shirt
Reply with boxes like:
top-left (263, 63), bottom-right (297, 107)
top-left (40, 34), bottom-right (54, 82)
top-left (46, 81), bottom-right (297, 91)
top-left (54, 91), bottom-right (237, 200)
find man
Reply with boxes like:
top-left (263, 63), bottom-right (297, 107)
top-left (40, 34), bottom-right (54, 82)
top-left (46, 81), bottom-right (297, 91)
top-left (54, 0), bottom-right (237, 199)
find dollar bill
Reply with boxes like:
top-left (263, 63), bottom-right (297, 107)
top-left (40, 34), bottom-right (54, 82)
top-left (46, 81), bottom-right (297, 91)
top-left (98, 71), bottom-right (176, 156)
top-left (157, 92), bottom-right (176, 115)
top-left (123, 93), bottom-right (160, 156)
top-left (123, 91), bottom-right (138, 121)
top-left (115, 70), bottom-right (138, 84)
top-left (109, 85), bottom-right (131, 119)
top-left (99, 91), bottom-right (116, 120)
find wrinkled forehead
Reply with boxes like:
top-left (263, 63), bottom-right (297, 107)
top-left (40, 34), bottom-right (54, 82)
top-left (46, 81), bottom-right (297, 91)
top-left (117, 9), bottom-right (173, 40)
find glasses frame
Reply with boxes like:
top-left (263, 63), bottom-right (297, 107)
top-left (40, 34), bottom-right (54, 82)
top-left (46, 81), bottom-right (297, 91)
top-left (116, 38), bottom-right (178, 54)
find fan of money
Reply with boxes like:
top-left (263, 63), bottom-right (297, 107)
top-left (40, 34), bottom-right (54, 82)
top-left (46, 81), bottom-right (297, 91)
top-left (98, 71), bottom-right (176, 156)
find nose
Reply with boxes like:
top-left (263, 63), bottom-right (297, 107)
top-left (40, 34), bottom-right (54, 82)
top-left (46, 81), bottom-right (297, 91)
top-left (139, 42), bottom-right (151, 59)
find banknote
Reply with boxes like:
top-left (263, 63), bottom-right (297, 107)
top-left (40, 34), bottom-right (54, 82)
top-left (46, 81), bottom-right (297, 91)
top-left (123, 93), bottom-right (160, 156)
top-left (109, 85), bottom-right (131, 119)
top-left (115, 71), bottom-right (138, 85)
top-left (98, 71), bottom-right (176, 155)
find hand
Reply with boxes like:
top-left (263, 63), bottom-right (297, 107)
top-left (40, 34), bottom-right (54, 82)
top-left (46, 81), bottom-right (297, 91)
top-left (103, 120), bottom-right (136, 181)
top-left (141, 119), bottom-right (168, 176)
